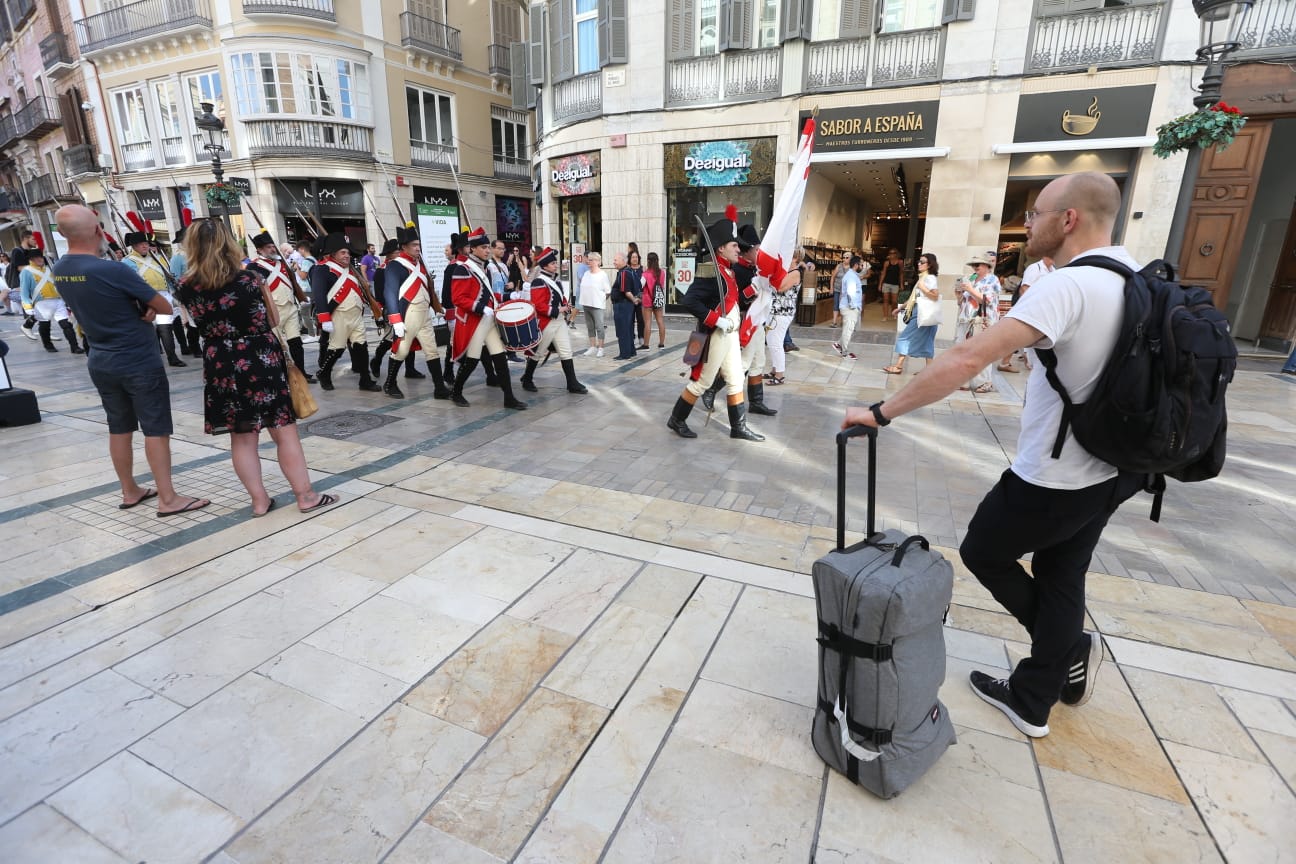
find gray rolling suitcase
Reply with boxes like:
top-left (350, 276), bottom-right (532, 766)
top-left (811, 427), bottom-right (956, 798)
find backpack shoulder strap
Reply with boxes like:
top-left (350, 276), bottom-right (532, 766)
top-left (1061, 254), bottom-right (1135, 278)
top-left (1035, 346), bottom-right (1075, 460)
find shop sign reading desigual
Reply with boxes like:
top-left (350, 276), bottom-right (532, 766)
top-left (550, 152), bottom-right (601, 197)
top-left (663, 138), bottom-right (776, 188)
top-left (801, 103), bottom-right (939, 153)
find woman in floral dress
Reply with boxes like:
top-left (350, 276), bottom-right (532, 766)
top-left (176, 220), bottom-right (337, 516)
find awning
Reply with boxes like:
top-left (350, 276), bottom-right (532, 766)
top-left (801, 147), bottom-right (951, 163)
top-left (992, 136), bottom-right (1155, 155)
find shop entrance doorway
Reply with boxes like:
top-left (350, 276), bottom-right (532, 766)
top-left (559, 194), bottom-right (601, 285)
top-left (1256, 197), bottom-right (1296, 351)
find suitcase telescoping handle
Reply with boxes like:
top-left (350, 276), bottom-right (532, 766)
top-left (836, 426), bottom-right (878, 552)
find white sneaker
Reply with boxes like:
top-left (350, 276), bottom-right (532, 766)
top-left (21, 321), bottom-right (37, 340)
top-left (584, 347), bottom-right (596, 357)
top-left (596, 347), bottom-right (604, 358)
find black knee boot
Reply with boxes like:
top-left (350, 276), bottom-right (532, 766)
top-left (353, 344), bottom-right (382, 391)
top-left (492, 353), bottom-right (527, 410)
top-left (187, 324), bottom-right (202, 356)
top-left (482, 348), bottom-right (499, 386)
top-left (158, 323), bottom-right (184, 366)
top-left (287, 337), bottom-right (314, 382)
top-left (370, 338), bottom-right (392, 378)
top-left (452, 357), bottom-right (478, 406)
top-left (748, 378), bottom-right (777, 416)
top-left (700, 375), bottom-right (724, 412)
top-left (59, 320), bottom-right (84, 354)
top-left (520, 359), bottom-right (539, 392)
top-left (429, 358), bottom-right (451, 399)
top-left (383, 358), bottom-right (404, 399)
top-left (172, 320), bottom-right (190, 355)
top-left (317, 347), bottom-right (347, 390)
top-left (404, 353), bottom-right (424, 379)
top-left (667, 395), bottom-right (698, 438)
top-left (38, 320), bottom-right (56, 352)
top-left (728, 401), bottom-right (765, 442)
top-left (561, 359), bottom-right (587, 394)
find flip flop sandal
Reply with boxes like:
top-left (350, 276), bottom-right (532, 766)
top-left (252, 499), bottom-right (277, 518)
top-left (157, 497), bottom-right (211, 518)
top-left (119, 488), bottom-right (157, 510)
top-left (769, 377), bottom-right (786, 385)
top-left (299, 493), bottom-right (339, 514)
top-left (974, 384), bottom-right (996, 394)
top-left (882, 366), bottom-right (904, 375)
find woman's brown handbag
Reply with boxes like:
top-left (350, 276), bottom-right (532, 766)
top-left (683, 328), bottom-right (708, 366)
top-left (285, 361), bottom-right (318, 420)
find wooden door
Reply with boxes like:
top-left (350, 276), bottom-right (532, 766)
top-left (1178, 119), bottom-right (1272, 309)
top-left (1257, 198), bottom-right (1296, 349)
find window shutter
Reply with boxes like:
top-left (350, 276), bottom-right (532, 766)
top-left (840, 0), bottom-right (872, 38)
top-left (599, 0), bottom-right (627, 66)
top-left (511, 42), bottom-right (529, 109)
top-left (956, 0), bottom-right (975, 20)
top-left (669, 0), bottom-right (697, 59)
top-left (529, 4), bottom-right (546, 84)
top-left (550, 0), bottom-right (574, 82)
top-left (59, 91), bottom-right (86, 146)
top-left (780, 0), bottom-right (808, 43)
top-left (728, 0), bottom-right (754, 49)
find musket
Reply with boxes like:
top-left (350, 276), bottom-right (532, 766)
top-left (99, 178), bottom-right (179, 289)
top-left (275, 177), bottom-right (382, 319)
top-left (235, 191), bottom-right (307, 302)
top-left (361, 186), bottom-right (391, 244)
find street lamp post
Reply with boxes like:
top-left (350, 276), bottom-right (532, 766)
top-left (1164, 0), bottom-right (1256, 268)
top-left (195, 101), bottom-right (231, 232)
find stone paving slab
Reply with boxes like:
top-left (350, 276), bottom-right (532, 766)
top-left (0, 313), bottom-right (1294, 862)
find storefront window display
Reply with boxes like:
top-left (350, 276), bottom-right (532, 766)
top-left (664, 137), bottom-right (776, 310)
top-left (551, 151), bottom-right (602, 282)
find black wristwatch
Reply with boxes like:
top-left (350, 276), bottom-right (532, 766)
top-left (869, 401), bottom-right (890, 427)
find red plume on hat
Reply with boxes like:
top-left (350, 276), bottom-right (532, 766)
top-left (725, 204), bottom-right (737, 223)
top-left (126, 210), bottom-right (146, 233)
top-left (182, 208), bottom-right (194, 226)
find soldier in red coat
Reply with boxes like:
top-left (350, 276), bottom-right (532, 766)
top-left (448, 227), bottom-right (526, 410)
top-left (519, 247), bottom-right (586, 394)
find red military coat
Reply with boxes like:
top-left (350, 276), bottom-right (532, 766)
top-left (449, 253), bottom-right (497, 361)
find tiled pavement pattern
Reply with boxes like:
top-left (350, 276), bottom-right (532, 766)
top-left (0, 311), bottom-right (1294, 862)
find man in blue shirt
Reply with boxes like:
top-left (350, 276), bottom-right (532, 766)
top-left (360, 243), bottom-right (378, 283)
top-left (833, 255), bottom-right (865, 359)
top-left (51, 204), bottom-right (210, 517)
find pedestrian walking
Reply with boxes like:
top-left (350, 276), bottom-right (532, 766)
top-left (51, 204), bottom-right (211, 517)
top-left (176, 219), bottom-right (336, 516)
top-left (883, 253), bottom-right (940, 375)
top-left (764, 247), bottom-right (804, 385)
top-left (833, 256), bottom-right (865, 359)
top-left (19, 248), bottom-right (83, 354)
top-left (578, 252), bottom-right (610, 357)
top-left (880, 248), bottom-right (904, 318)
top-left (844, 170), bottom-right (1141, 738)
top-left (957, 253), bottom-right (1001, 393)
top-left (830, 250), bottom-right (849, 328)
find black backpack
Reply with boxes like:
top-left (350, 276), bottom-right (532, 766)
top-left (1037, 256), bottom-right (1235, 522)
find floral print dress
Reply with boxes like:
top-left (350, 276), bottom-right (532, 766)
top-left (176, 270), bottom-right (293, 435)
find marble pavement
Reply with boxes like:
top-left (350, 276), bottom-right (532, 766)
top-left (0, 315), bottom-right (1294, 863)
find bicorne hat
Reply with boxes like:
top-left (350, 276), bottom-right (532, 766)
top-left (322, 232), bottom-right (350, 257)
top-left (124, 231), bottom-right (148, 246)
top-left (465, 227), bottom-right (490, 248)
top-left (737, 223), bottom-right (761, 253)
top-left (251, 231), bottom-right (275, 249)
top-left (535, 246), bottom-right (558, 268)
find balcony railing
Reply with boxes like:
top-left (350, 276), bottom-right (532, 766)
top-left (14, 98), bottom-right (60, 141)
top-left (243, 118), bottom-right (373, 160)
top-left (488, 43), bottom-right (512, 76)
top-left (410, 140), bottom-right (458, 170)
top-left (805, 38), bottom-right (871, 92)
top-left (873, 28), bottom-right (944, 85)
top-left (1027, 1), bottom-right (1167, 72)
top-left (41, 33), bottom-right (76, 74)
top-left (0, 187), bottom-right (21, 212)
top-left (494, 153), bottom-right (530, 181)
top-left (400, 11), bottom-right (462, 62)
top-left (63, 143), bottom-right (98, 177)
top-left (193, 131), bottom-right (232, 161)
top-left (76, 0), bottom-right (213, 55)
top-left (121, 140), bottom-right (157, 172)
top-left (0, 115), bottom-right (16, 151)
top-left (24, 173), bottom-right (72, 205)
top-left (1237, 0), bottom-right (1296, 57)
top-left (667, 48), bottom-right (781, 108)
top-left (242, 0), bottom-right (335, 19)
top-left (553, 72), bottom-right (603, 125)
top-left (161, 135), bottom-right (187, 166)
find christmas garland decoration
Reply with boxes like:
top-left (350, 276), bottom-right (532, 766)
top-left (1153, 102), bottom-right (1247, 158)
top-left (205, 182), bottom-right (242, 208)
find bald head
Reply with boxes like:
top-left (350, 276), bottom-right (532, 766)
top-left (56, 204), bottom-right (101, 242)
top-left (1056, 171), bottom-right (1120, 230)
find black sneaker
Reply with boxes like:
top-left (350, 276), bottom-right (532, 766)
top-left (969, 671), bottom-right (1050, 738)
top-left (1060, 631), bottom-right (1103, 707)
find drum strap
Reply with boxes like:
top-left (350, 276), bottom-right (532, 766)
top-left (533, 274), bottom-right (562, 318)
top-left (462, 258), bottom-right (496, 311)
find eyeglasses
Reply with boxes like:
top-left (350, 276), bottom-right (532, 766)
top-left (1024, 208), bottom-right (1069, 225)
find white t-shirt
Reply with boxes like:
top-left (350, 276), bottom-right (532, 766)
top-left (1005, 245), bottom-right (1137, 490)
top-left (1022, 259), bottom-right (1054, 288)
top-left (578, 269), bottom-right (611, 308)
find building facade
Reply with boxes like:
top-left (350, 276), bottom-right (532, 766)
top-left (0, 0), bottom-right (99, 254)
top-left (525, 0), bottom-right (1296, 346)
top-left (63, 0), bottom-right (532, 275)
